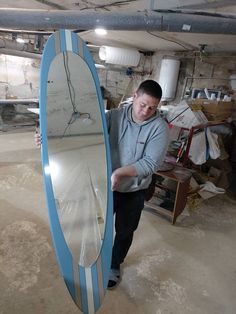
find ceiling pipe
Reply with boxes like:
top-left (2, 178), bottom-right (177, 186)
top-left (0, 10), bottom-right (236, 34)
top-left (0, 99), bottom-right (38, 105)
top-left (0, 48), bottom-right (41, 59)
top-left (0, 28), bottom-right (52, 35)
top-left (0, 39), bottom-right (100, 60)
top-left (0, 37), bottom-right (42, 59)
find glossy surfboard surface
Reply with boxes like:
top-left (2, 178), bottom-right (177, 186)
top-left (39, 29), bottom-right (113, 314)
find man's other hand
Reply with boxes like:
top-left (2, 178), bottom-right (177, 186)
top-left (34, 132), bottom-right (42, 147)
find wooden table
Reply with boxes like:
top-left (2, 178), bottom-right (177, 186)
top-left (145, 166), bottom-right (192, 224)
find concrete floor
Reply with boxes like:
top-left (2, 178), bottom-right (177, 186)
top-left (0, 129), bottom-right (236, 314)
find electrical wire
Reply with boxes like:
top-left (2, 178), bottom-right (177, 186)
top-left (61, 51), bottom-right (78, 137)
top-left (61, 51), bottom-right (91, 137)
top-left (187, 52), bottom-right (197, 92)
top-left (153, 9), bottom-right (236, 20)
top-left (63, 51), bottom-right (77, 113)
top-left (79, 0), bottom-right (137, 11)
top-left (146, 30), bottom-right (195, 51)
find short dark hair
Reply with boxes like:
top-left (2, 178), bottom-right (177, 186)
top-left (136, 80), bottom-right (162, 100)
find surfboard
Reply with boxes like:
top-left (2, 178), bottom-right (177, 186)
top-left (39, 29), bottom-right (113, 314)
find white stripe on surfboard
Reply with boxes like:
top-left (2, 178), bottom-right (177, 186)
top-left (65, 29), bottom-right (73, 51)
top-left (85, 267), bottom-right (95, 314)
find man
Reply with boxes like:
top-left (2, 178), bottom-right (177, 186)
top-left (35, 79), bottom-right (169, 289)
top-left (106, 79), bottom-right (169, 288)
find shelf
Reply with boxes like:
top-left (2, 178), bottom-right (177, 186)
top-left (155, 183), bottom-right (177, 192)
top-left (145, 166), bottom-right (191, 224)
top-left (145, 202), bottom-right (173, 219)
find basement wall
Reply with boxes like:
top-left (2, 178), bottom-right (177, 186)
top-left (96, 50), bottom-right (236, 113)
top-left (0, 55), bottom-right (39, 99)
top-left (0, 51), bottom-right (236, 117)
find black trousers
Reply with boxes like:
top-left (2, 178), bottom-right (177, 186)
top-left (111, 190), bottom-right (146, 270)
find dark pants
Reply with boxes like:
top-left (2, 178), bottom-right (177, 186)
top-left (111, 190), bottom-right (145, 270)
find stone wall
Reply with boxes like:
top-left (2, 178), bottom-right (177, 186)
top-left (96, 50), bottom-right (236, 119)
top-left (1, 50), bottom-right (236, 118)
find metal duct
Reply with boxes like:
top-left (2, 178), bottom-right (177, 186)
top-left (0, 99), bottom-right (38, 105)
top-left (0, 10), bottom-right (236, 34)
top-left (0, 48), bottom-right (41, 59)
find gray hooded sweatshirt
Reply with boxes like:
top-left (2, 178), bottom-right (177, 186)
top-left (106, 103), bottom-right (169, 192)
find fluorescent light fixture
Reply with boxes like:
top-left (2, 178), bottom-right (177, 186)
top-left (16, 37), bottom-right (25, 44)
top-left (95, 28), bottom-right (107, 35)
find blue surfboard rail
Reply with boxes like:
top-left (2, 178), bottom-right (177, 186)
top-left (39, 29), bottom-right (113, 314)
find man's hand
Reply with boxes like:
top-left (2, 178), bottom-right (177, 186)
top-left (111, 170), bottom-right (121, 191)
top-left (111, 165), bottom-right (138, 191)
top-left (34, 132), bottom-right (42, 147)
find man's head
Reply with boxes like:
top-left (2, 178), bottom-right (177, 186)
top-left (132, 80), bottom-right (162, 123)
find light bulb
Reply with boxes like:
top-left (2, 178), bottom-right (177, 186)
top-left (95, 28), bottom-right (107, 35)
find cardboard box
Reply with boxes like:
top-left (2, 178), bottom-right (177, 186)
top-left (189, 100), bottom-right (234, 122)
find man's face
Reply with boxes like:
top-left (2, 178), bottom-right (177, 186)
top-left (132, 92), bottom-right (160, 122)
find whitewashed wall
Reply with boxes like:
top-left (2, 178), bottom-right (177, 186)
top-left (0, 55), bottom-right (39, 99)
top-left (0, 51), bottom-right (236, 109)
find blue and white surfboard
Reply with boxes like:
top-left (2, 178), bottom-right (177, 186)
top-left (39, 29), bottom-right (113, 314)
